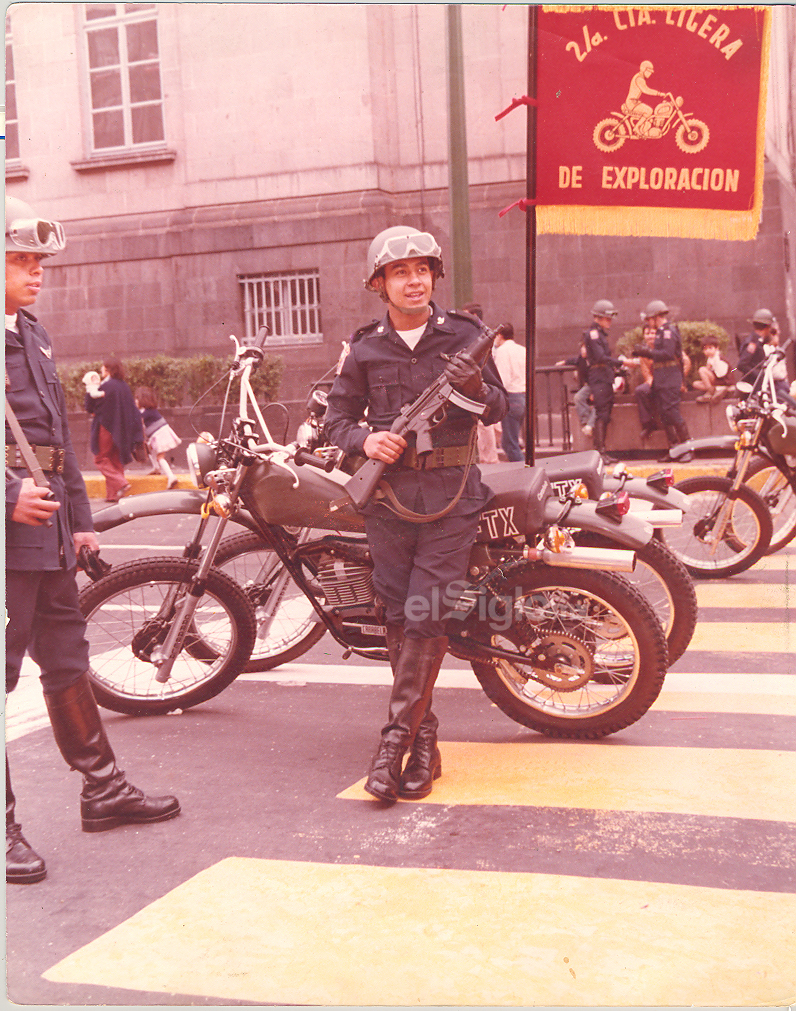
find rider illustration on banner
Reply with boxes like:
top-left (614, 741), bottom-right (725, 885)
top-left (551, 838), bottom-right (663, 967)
top-left (593, 60), bottom-right (710, 154)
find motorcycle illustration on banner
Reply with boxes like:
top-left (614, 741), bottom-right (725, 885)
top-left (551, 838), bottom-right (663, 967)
top-left (593, 62), bottom-right (709, 154)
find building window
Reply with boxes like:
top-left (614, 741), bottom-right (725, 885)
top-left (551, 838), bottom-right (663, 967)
top-left (239, 271), bottom-right (323, 346)
top-left (81, 3), bottom-right (164, 152)
top-left (5, 15), bottom-right (19, 161)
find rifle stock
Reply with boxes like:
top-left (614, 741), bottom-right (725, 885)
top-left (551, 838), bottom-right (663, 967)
top-left (342, 322), bottom-right (506, 510)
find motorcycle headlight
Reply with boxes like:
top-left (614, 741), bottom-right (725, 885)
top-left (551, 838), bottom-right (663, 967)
top-left (186, 441), bottom-right (218, 488)
top-left (725, 404), bottom-right (741, 433)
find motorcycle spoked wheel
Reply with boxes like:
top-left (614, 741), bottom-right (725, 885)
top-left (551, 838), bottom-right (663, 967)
top-left (744, 456), bottom-right (796, 554)
top-left (661, 476), bottom-right (773, 577)
top-left (214, 531), bottom-right (326, 671)
top-left (574, 533), bottom-right (697, 666)
top-left (460, 566), bottom-right (668, 739)
top-left (79, 557), bottom-right (256, 716)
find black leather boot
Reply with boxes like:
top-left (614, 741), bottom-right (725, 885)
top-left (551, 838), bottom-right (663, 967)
top-left (674, 419), bottom-right (694, 461)
top-left (398, 708), bottom-right (442, 799)
top-left (44, 673), bottom-right (180, 833)
top-left (365, 636), bottom-right (448, 803)
top-left (6, 758), bottom-right (46, 884)
top-left (657, 426), bottom-right (678, 462)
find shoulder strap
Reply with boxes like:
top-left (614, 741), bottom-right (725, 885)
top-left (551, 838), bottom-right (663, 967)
top-left (5, 397), bottom-right (50, 488)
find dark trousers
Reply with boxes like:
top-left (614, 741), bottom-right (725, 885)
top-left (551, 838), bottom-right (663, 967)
top-left (652, 369), bottom-right (687, 429)
top-left (500, 392), bottom-right (525, 462)
top-left (588, 371), bottom-right (614, 426)
top-left (365, 499), bottom-right (481, 638)
top-left (635, 381), bottom-right (656, 429)
top-left (6, 568), bottom-right (89, 695)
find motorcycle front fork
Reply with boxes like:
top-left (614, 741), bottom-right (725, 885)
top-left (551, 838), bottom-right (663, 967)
top-left (151, 468), bottom-right (245, 682)
top-left (704, 445), bottom-right (756, 553)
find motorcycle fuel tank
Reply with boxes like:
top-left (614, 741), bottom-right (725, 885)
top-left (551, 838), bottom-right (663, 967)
top-left (242, 459), bottom-right (366, 534)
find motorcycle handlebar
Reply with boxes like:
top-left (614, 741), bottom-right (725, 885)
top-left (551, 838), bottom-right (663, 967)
top-left (293, 447), bottom-right (335, 472)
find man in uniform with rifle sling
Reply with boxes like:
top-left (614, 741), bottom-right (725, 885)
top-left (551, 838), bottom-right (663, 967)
top-left (325, 226), bottom-right (508, 803)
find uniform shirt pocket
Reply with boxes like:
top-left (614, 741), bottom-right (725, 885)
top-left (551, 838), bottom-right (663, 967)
top-left (368, 364), bottom-right (404, 417)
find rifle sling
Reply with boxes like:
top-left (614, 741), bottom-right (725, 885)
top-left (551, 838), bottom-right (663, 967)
top-left (377, 426), bottom-right (477, 524)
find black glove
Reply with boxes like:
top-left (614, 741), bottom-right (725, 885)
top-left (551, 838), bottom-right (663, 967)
top-left (443, 351), bottom-right (485, 399)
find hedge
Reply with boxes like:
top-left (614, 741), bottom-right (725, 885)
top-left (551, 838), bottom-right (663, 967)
top-left (59, 352), bottom-right (284, 413)
top-left (615, 320), bottom-right (730, 388)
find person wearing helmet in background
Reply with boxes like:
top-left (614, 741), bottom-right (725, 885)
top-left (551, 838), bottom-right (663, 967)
top-left (325, 226), bottom-right (508, 804)
top-left (5, 196), bottom-right (180, 885)
top-left (633, 299), bottom-right (693, 462)
top-left (582, 298), bottom-right (623, 462)
top-left (737, 308), bottom-right (774, 385)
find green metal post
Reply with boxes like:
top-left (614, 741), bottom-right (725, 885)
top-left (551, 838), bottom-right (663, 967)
top-left (446, 4), bottom-right (473, 309)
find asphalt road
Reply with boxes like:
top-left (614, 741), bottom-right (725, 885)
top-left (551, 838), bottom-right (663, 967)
top-left (5, 509), bottom-right (795, 1007)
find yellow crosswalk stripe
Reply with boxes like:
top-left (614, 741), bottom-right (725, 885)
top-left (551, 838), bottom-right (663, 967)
top-left (747, 554), bottom-right (795, 571)
top-left (42, 857), bottom-right (796, 1008)
top-left (695, 582), bottom-right (794, 608)
top-left (337, 742), bottom-right (796, 821)
top-left (686, 621), bottom-right (795, 652)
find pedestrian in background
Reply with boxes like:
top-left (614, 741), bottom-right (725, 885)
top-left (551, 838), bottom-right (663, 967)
top-left (492, 322), bottom-right (526, 462)
top-left (85, 356), bottom-right (143, 502)
top-left (633, 299), bottom-right (693, 462)
top-left (5, 196), bottom-right (180, 885)
top-left (134, 385), bottom-right (182, 489)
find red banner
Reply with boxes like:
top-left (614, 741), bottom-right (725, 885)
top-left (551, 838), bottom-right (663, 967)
top-left (536, 6), bottom-right (770, 239)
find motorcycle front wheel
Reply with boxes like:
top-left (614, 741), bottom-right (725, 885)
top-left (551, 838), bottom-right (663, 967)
top-left (214, 531), bottom-right (326, 671)
top-left (79, 557), bottom-right (256, 716)
top-left (661, 476), bottom-right (772, 577)
top-left (460, 566), bottom-right (668, 739)
top-left (744, 456), bottom-right (796, 554)
top-left (675, 118), bottom-right (709, 153)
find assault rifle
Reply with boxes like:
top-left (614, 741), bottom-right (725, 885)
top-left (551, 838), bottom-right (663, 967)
top-left (341, 322), bottom-right (507, 510)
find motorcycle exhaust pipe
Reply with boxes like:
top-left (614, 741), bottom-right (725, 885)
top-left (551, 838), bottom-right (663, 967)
top-left (626, 504), bottom-right (684, 527)
top-left (524, 544), bottom-right (636, 572)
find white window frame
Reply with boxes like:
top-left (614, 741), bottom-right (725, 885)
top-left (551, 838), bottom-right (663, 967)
top-left (79, 3), bottom-right (165, 155)
top-left (239, 271), bottom-right (323, 347)
top-left (5, 15), bottom-right (20, 164)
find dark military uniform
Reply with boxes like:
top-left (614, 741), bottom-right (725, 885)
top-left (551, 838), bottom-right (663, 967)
top-left (583, 322), bottom-right (621, 452)
top-left (324, 302), bottom-right (507, 637)
top-left (736, 332), bottom-right (767, 384)
top-left (634, 320), bottom-right (690, 446)
top-left (5, 309), bottom-right (93, 694)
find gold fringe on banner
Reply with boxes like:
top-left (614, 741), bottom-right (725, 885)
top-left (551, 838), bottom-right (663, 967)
top-left (537, 5), bottom-right (771, 242)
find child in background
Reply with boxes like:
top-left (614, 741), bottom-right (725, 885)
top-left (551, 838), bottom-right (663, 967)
top-left (694, 338), bottom-right (731, 403)
top-left (134, 386), bottom-right (182, 489)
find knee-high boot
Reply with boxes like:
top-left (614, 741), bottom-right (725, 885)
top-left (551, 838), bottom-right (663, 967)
top-left (673, 418), bottom-right (693, 461)
top-left (365, 635), bottom-right (448, 803)
top-left (6, 757), bottom-right (46, 884)
top-left (384, 625), bottom-right (442, 800)
top-left (43, 673), bottom-right (180, 833)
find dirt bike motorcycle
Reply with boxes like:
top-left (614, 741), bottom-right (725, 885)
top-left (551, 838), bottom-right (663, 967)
top-left (91, 380), bottom-right (696, 672)
top-left (593, 92), bottom-right (709, 155)
top-left (664, 347), bottom-right (794, 575)
top-left (80, 328), bottom-right (669, 740)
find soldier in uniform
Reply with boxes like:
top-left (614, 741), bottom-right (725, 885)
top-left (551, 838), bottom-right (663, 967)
top-left (5, 196), bottom-right (180, 885)
top-left (736, 308), bottom-right (773, 386)
top-left (583, 298), bottom-right (623, 461)
top-left (633, 299), bottom-right (693, 462)
top-left (324, 226), bottom-right (507, 803)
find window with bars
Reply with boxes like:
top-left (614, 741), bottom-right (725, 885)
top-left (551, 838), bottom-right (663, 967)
top-left (82, 3), bottom-right (164, 152)
top-left (239, 271), bottom-right (323, 346)
top-left (5, 15), bottom-right (19, 161)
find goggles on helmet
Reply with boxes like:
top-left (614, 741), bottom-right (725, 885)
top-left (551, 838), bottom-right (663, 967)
top-left (372, 231), bottom-right (441, 271)
top-left (6, 217), bottom-right (66, 254)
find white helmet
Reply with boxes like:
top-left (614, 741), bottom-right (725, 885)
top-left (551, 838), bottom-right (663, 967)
top-left (364, 226), bottom-right (444, 292)
top-left (6, 195), bottom-right (66, 255)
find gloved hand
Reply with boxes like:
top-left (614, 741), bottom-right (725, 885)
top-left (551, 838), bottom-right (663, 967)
top-left (443, 351), bottom-right (485, 399)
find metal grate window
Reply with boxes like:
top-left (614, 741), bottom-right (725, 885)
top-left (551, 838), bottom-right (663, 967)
top-left (82, 3), bottom-right (164, 152)
top-left (5, 15), bottom-right (19, 161)
top-left (238, 271), bottom-right (323, 346)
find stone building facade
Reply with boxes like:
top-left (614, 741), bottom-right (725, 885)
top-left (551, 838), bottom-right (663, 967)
top-left (6, 4), bottom-right (795, 411)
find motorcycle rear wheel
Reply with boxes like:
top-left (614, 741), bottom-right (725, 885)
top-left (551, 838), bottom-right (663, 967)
top-left (79, 557), bottom-right (256, 716)
top-left (575, 533), bottom-right (697, 665)
top-left (661, 476), bottom-right (772, 577)
top-left (462, 566), bottom-right (668, 739)
top-left (593, 117), bottom-right (625, 153)
top-left (744, 456), bottom-right (796, 554)
top-left (214, 531), bottom-right (326, 671)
